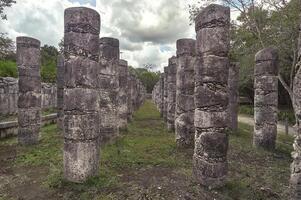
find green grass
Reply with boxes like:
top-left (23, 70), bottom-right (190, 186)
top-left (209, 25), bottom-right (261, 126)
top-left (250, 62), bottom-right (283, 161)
top-left (0, 100), bottom-right (294, 199)
top-left (239, 104), bottom-right (296, 125)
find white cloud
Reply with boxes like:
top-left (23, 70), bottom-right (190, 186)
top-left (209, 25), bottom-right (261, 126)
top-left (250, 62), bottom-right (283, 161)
top-left (0, 0), bottom-right (199, 71)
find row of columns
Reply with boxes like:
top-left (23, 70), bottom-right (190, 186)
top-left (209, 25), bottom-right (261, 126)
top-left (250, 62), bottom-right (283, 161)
top-left (16, 7), bottom-right (146, 183)
top-left (152, 4), bottom-right (284, 190)
top-left (152, 4), bottom-right (233, 188)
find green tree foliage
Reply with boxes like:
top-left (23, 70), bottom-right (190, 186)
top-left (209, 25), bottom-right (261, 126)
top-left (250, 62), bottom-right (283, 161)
top-left (40, 45), bottom-right (59, 83)
top-left (0, 0), bottom-right (16, 20)
top-left (129, 66), bottom-right (160, 93)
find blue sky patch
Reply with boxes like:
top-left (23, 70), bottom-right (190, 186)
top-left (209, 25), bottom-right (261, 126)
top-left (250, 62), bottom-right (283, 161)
top-left (69, 0), bottom-right (96, 7)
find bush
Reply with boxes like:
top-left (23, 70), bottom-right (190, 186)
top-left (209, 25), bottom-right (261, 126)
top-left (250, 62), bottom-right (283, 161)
top-left (0, 60), bottom-right (17, 77)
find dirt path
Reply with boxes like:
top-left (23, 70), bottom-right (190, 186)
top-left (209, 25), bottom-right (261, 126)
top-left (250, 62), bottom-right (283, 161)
top-left (238, 114), bottom-right (296, 135)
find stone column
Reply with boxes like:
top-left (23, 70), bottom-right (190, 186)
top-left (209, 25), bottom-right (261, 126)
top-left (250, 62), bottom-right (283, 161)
top-left (17, 36), bottom-right (41, 145)
top-left (291, 15), bottom-right (301, 199)
top-left (118, 59), bottom-right (128, 130)
top-left (98, 37), bottom-right (120, 144)
top-left (193, 4), bottom-right (230, 188)
top-left (127, 72), bottom-right (133, 121)
top-left (291, 64), bottom-right (301, 200)
top-left (63, 7), bottom-right (101, 183)
top-left (167, 57), bottom-right (177, 131)
top-left (57, 54), bottom-right (64, 131)
top-left (228, 62), bottom-right (240, 132)
top-left (175, 38), bottom-right (196, 148)
top-left (160, 74), bottom-right (164, 117)
top-left (163, 67), bottom-right (168, 123)
top-left (253, 48), bottom-right (278, 150)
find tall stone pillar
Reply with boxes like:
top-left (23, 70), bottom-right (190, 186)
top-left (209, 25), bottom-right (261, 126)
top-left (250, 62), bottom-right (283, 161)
top-left (63, 7), bottom-right (101, 183)
top-left (175, 39), bottom-right (195, 148)
top-left (118, 59), bottom-right (128, 130)
top-left (253, 48), bottom-right (278, 150)
top-left (57, 55), bottom-right (64, 131)
top-left (159, 74), bottom-right (164, 117)
top-left (291, 13), bottom-right (301, 199)
top-left (127, 72), bottom-right (133, 121)
top-left (193, 4), bottom-right (230, 188)
top-left (228, 62), bottom-right (239, 132)
top-left (167, 57), bottom-right (177, 131)
top-left (163, 67), bottom-right (168, 122)
top-left (17, 36), bottom-right (41, 145)
top-left (98, 37), bottom-right (120, 144)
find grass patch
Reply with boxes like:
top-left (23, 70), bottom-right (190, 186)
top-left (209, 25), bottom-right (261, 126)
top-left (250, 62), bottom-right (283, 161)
top-left (0, 100), bottom-right (294, 199)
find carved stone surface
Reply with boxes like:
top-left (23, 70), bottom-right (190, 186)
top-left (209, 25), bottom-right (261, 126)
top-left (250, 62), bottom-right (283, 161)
top-left (291, 64), bottom-right (301, 199)
top-left (193, 4), bottom-right (230, 188)
top-left (127, 72), bottom-right (133, 121)
top-left (253, 47), bottom-right (278, 150)
top-left (63, 7), bottom-right (101, 183)
top-left (57, 55), bottom-right (64, 131)
top-left (118, 59), bottom-right (128, 130)
top-left (163, 67), bottom-right (168, 123)
top-left (167, 57), bottom-right (177, 131)
top-left (98, 37), bottom-right (120, 144)
top-left (228, 62), bottom-right (239, 132)
top-left (175, 38), bottom-right (196, 148)
top-left (16, 36), bottom-right (41, 145)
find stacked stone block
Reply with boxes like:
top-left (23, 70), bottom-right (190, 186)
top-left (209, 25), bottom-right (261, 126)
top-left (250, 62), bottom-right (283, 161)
top-left (98, 37), bottom-right (120, 144)
top-left (193, 4), bottom-right (230, 188)
top-left (175, 38), bottom-right (196, 148)
top-left (63, 7), bottom-right (101, 183)
top-left (57, 55), bottom-right (64, 130)
top-left (17, 36), bottom-right (42, 145)
top-left (253, 48), bottom-right (278, 150)
top-left (163, 67), bottom-right (168, 122)
top-left (118, 59), bottom-right (128, 130)
top-left (228, 62), bottom-right (239, 131)
top-left (167, 57), bottom-right (177, 131)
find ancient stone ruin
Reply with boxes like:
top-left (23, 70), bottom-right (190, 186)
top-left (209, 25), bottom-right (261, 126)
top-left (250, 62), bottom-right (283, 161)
top-left (167, 57), bottom-right (177, 131)
top-left (98, 37), bottom-right (120, 144)
top-left (17, 36), bottom-right (42, 145)
top-left (175, 38), bottom-right (196, 148)
top-left (63, 7), bottom-right (101, 183)
top-left (56, 55), bottom-right (64, 131)
top-left (253, 47), bottom-right (278, 150)
top-left (228, 62), bottom-right (239, 131)
top-left (118, 59), bottom-right (129, 130)
top-left (193, 4), bottom-right (230, 188)
top-left (163, 66), bottom-right (168, 123)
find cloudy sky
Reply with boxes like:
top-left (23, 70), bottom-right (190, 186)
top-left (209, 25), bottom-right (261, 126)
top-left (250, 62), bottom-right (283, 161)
top-left (0, 0), bottom-right (224, 71)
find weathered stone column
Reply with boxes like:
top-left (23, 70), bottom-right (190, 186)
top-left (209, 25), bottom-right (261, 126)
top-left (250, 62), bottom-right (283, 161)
top-left (193, 4), bottom-right (230, 188)
top-left (290, 14), bottom-right (301, 199)
top-left (253, 48), bottom-right (278, 150)
top-left (163, 67), bottom-right (168, 123)
top-left (175, 38), bottom-right (195, 148)
top-left (167, 57), bottom-right (177, 131)
top-left (98, 37), bottom-right (120, 144)
top-left (159, 74), bottom-right (164, 116)
top-left (17, 36), bottom-right (41, 145)
top-left (127, 72), bottom-right (133, 121)
top-left (228, 62), bottom-right (239, 132)
top-left (118, 59), bottom-right (128, 130)
top-left (63, 7), bottom-right (101, 183)
top-left (291, 65), bottom-right (301, 199)
top-left (57, 55), bottom-right (64, 131)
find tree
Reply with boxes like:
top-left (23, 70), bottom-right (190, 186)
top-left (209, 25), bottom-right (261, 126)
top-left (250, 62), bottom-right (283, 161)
top-left (41, 45), bottom-right (59, 83)
top-left (0, 33), bottom-right (15, 60)
top-left (129, 66), bottom-right (160, 93)
top-left (0, 0), bottom-right (16, 20)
